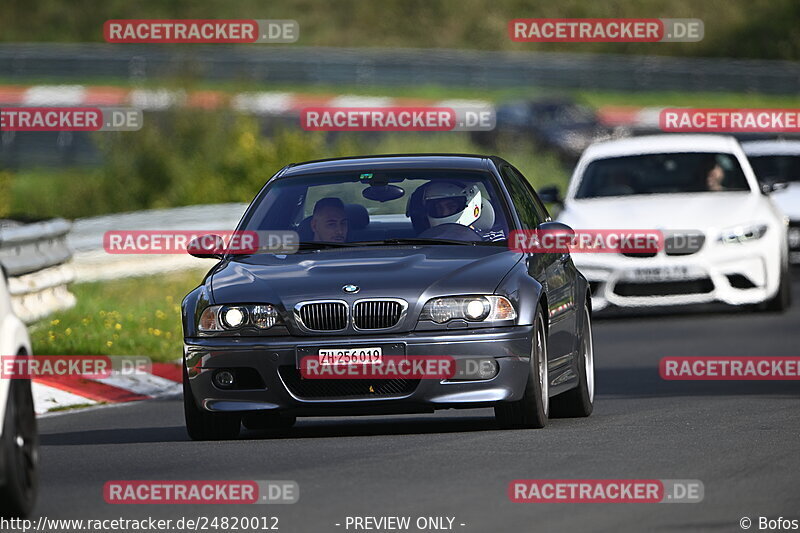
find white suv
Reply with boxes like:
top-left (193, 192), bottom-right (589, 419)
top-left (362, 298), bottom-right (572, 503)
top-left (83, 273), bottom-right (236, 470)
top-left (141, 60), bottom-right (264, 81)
top-left (0, 268), bottom-right (37, 518)
top-left (554, 134), bottom-right (790, 312)
top-left (742, 140), bottom-right (800, 265)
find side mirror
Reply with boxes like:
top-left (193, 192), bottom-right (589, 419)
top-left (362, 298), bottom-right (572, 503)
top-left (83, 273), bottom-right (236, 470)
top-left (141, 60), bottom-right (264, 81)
top-left (538, 185), bottom-right (563, 205)
top-left (760, 181), bottom-right (789, 194)
top-left (537, 221), bottom-right (575, 237)
top-left (187, 234), bottom-right (226, 259)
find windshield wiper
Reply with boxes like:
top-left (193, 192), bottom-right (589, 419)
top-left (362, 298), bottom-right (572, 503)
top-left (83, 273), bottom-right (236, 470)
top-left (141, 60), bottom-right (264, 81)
top-left (296, 241), bottom-right (362, 250)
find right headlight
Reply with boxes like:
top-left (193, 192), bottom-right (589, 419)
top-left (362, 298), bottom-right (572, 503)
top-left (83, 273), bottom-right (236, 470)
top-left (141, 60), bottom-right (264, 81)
top-left (198, 304), bottom-right (280, 333)
top-left (419, 295), bottom-right (516, 324)
top-left (718, 224), bottom-right (768, 245)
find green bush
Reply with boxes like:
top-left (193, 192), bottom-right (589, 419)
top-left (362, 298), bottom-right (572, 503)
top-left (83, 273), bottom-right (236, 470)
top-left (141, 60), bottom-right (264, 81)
top-left (0, 171), bottom-right (12, 218)
top-left (3, 0), bottom-right (800, 60)
top-left (9, 109), bottom-right (569, 219)
top-left (95, 111), bottom-right (317, 210)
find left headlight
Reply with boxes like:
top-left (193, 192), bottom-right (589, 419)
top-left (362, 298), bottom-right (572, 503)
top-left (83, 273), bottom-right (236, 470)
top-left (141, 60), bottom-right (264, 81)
top-left (718, 224), bottom-right (768, 244)
top-left (419, 295), bottom-right (516, 324)
top-left (198, 304), bottom-right (280, 332)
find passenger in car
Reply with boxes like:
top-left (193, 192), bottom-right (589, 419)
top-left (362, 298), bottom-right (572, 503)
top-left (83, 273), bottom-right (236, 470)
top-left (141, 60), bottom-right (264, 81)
top-left (311, 197), bottom-right (349, 242)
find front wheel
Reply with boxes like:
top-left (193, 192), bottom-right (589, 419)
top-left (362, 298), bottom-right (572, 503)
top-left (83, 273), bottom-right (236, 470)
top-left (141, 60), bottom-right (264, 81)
top-left (551, 303), bottom-right (595, 418)
top-left (183, 367), bottom-right (241, 441)
top-left (495, 308), bottom-right (549, 429)
top-left (0, 379), bottom-right (39, 518)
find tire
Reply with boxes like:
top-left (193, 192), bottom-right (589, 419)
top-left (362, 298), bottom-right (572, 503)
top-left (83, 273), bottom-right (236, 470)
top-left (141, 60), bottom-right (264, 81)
top-left (495, 307), bottom-right (549, 429)
top-left (0, 379), bottom-right (38, 518)
top-left (242, 412), bottom-right (296, 431)
top-left (762, 264), bottom-right (791, 313)
top-left (550, 303), bottom-right (595, 418)
top-left (183, 367), bottom-right (241, 441)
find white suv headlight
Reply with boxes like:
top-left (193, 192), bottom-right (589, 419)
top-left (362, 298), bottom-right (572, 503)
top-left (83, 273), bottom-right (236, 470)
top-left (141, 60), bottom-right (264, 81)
top-left (718, 224), bottom-right (768, 244)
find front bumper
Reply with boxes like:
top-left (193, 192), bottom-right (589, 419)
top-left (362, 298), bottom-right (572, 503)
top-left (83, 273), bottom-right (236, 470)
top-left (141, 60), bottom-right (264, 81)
top-left (574, 237), bottom-right (782, 311)
top-left (184, 326), bottom-right (533, 415)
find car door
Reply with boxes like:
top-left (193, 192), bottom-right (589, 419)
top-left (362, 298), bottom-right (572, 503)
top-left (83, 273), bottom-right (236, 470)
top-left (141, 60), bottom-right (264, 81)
top-left (501, 164), bottom-right (578, 365)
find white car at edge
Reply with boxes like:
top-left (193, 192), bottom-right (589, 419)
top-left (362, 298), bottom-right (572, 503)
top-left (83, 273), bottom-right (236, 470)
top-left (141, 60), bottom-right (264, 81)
top-left (554, 134), bottom-right (790, 312)
top-left (741, 139), bottom-right (800, 265)
top-left (0, 268), bottom-right (37, 517)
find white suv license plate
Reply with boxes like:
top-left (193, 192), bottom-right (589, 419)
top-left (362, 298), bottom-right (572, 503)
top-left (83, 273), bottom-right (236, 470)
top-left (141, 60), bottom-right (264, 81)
top-left (626, 266), bottom-right (702, 282)
top-left (318, 347), bottom-right (383, 365)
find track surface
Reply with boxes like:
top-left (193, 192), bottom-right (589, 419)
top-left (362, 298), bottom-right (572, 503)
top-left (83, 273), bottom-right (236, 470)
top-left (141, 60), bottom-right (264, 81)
top-left (35, 279), bottom-right (800, 532)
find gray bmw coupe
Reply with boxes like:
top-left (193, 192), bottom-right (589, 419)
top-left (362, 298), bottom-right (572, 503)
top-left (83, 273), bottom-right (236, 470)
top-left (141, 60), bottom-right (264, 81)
top-left (182, 154), bottom-right (594, 439)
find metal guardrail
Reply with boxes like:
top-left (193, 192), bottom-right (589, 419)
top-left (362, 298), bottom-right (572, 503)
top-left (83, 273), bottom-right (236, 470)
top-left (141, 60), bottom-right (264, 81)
top-left (0, 218), bottom-right (75, 323)
top-left (67, 203), bottom-right (247, 283)
top-left (1, 43), bottom-right (800, 94)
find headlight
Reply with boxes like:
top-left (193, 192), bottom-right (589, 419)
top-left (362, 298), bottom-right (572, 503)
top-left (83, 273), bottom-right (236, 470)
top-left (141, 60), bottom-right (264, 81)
top-left (419, 295), bottom-right (516, 324)
top-left (221, 306), bottom-right (246, 328)
top-left (718, 224), bottom-right (768, 244)
top-left (198, 304), bottom-right (280, 332)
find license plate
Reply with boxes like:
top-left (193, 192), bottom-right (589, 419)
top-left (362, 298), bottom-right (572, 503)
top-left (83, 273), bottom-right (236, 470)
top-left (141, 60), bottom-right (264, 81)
top-left (625, 266), bottom-right (699, 282)
top-left (318, 347), bottom-right (383, 365)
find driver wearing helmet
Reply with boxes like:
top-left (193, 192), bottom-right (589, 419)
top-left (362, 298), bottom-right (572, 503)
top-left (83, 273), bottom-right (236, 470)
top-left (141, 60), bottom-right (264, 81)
top-left (423, 181), bottom-right (505, 241)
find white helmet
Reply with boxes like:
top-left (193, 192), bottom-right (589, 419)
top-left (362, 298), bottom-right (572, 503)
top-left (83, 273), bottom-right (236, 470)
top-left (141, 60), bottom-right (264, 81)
top-left (423, 182), bottom-right (482, 228)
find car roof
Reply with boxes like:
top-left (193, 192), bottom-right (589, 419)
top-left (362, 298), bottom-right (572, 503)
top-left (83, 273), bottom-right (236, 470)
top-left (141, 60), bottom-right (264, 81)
top-left (281, 154), bottom-right (494, 177)
top-left (581, 134), bottom-right (742, 161)
top-left (741, 139), bottom-right (800, 156)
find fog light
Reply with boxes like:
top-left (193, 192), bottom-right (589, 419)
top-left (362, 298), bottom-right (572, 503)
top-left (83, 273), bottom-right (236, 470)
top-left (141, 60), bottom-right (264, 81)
top-left (450, 358), bottom-right (498, 381)
top-left (214, 370), bottom-right (235, 388)
top-left (476, 359), bottom-right (498, 379)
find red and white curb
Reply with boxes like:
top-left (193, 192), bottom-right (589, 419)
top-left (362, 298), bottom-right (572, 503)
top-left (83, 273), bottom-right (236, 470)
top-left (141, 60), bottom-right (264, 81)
top-left (0, 83), bottom-right (666, 128)
top-left (32, 362), bottom-right (182, 414)
top-left (597, 105), bottom-right (664, 128)
top-left (0, 84), bottom-right (491, 116)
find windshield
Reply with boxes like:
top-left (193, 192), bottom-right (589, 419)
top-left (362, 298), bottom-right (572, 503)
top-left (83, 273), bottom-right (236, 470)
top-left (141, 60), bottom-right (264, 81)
top-left (748, 155), bottom-right (800, 183)
top-left (575, 152), bottom-right (752, 199)
top-left (239, 169), bottom-right (511, 246)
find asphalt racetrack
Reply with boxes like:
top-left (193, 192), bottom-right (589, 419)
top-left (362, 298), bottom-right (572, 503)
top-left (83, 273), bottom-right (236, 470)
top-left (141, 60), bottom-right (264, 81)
top-left (35, 278), bottom-right (800, 532)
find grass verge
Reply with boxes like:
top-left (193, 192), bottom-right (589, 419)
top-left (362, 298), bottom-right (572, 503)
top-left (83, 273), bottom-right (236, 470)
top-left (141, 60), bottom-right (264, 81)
top-left (30, 271), bottom-right (205, 363)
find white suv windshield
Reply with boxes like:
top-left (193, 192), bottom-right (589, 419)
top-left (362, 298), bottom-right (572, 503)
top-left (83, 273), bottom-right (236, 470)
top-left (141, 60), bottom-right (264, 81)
top-left (576, 152), bottom-right (751, 199)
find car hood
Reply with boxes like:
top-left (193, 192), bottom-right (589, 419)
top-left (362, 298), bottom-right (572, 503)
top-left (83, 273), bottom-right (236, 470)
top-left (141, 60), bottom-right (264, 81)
top-left (558, 192), bottom-right (774, 233)
top-left (210, 245), bottom-right (522, 308)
